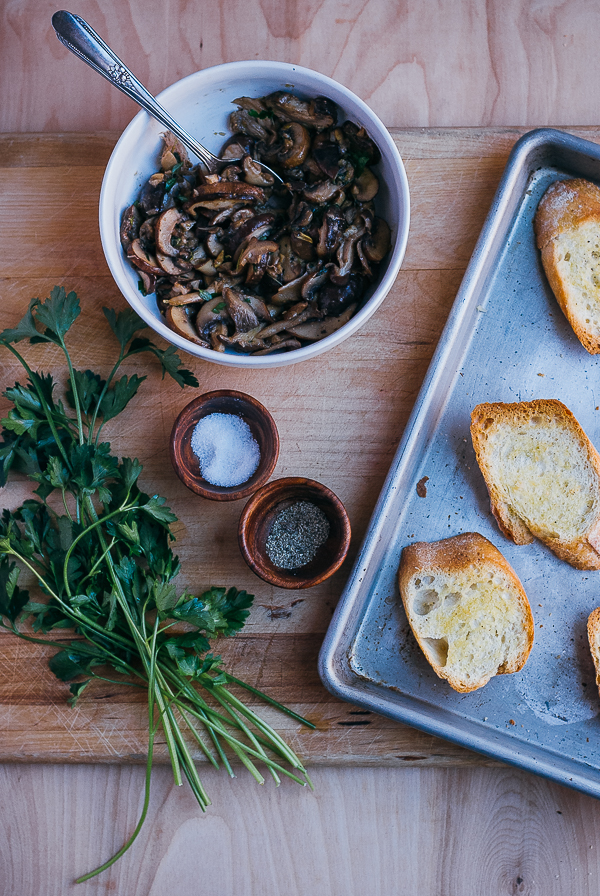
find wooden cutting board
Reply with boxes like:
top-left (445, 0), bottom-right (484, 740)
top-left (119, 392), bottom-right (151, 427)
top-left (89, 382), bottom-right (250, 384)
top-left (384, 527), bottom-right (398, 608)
top-left (2, 126), bottom-right (599, 766)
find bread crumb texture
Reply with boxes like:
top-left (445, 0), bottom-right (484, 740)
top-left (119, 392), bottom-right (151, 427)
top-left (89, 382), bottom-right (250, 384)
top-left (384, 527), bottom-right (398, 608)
top-left (410, 570), bottom-right (527, 686)
top-left (483, 411), bottom-right (599, 539)
top-left (399, 533), bottom-right (533, 693)
top-left (550, 221), bottom-right (600, 340)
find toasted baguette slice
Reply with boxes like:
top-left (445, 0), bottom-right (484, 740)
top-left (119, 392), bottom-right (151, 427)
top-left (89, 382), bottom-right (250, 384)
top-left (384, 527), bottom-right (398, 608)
top-left (534, 178), bottom-right (600, 354)
top-left (470, 399), bottom-right (600, 569)
top-left (587, 608), bottom-right (600, 697)
top-left (398, 533), bottom-right (533, 693)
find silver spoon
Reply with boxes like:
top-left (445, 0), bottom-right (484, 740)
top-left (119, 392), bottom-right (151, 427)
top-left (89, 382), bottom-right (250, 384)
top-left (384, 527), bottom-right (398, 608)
top-left (51, 10), bottom-right (282, 182)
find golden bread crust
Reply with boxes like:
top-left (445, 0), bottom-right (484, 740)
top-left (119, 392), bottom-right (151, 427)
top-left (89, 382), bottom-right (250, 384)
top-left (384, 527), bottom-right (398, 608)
top-left (534, 178), bottom-right (600, 250)
top-left (534, 178), bottom-right (600, 354)
top-left (470, 399), bottom-right (600, 569)
top-left (587, 607), bottom-right (600, 696)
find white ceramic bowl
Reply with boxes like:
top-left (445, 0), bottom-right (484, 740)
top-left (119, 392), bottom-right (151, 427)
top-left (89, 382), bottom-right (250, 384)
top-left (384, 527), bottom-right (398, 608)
top-left (99, 60), bottom-right (410, 368)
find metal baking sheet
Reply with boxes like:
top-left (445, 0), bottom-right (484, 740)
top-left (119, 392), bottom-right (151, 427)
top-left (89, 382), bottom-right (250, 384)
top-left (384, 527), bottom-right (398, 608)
top-left (318, 127), bottom-right (600, 798)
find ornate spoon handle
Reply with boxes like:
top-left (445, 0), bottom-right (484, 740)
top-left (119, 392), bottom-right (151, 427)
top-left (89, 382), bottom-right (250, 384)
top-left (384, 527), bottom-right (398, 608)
top-left (51, 10), bottom-right (220, 170)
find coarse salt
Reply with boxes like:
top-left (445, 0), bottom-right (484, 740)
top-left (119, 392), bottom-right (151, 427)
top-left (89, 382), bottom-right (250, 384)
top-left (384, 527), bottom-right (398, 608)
top-left (191, 413), bottom-right (260, 487)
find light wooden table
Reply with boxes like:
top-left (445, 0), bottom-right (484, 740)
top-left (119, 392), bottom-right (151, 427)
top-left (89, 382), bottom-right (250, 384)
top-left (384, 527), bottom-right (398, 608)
top-left (4, 2), bottom-right (600, 894)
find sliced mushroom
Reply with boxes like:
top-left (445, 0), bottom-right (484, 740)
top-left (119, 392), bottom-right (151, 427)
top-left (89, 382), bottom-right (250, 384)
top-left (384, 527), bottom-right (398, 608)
top-left (318, 274), bottom-right (364, 316)
top-left (156, 250), bottom-right (193, 275)
top-left (290, 230), bottom-right (315, 262)
top-left (224, 212), bottom-right (276, 256)
top-left (139, 217), bottom-right (157, 250)
top-left (303, 181), bottom-right (341, 204)
top-left (253, 338), bottom-right (302, 355)
top-left (256, 304), bottom-right (313, 339)
top-left (195, 257), bottom-right (218, 277)
top-left (155, 209), bottom-right (188, 257)
top-left (160, 131), bottom-right (190, 171)
top-left (242, 155), bottom-right (275, 186)
top-left (341, 121), bottom-right (381, 166)
top-left (270, 269), bottom-right (313, 305)
top-left (206, 231), bottom-right (225, 258)
top-left (311, 132), bottom-right (342, 178)
top-left (139, 178), bottom-right (166, 215)
top-left (243, 293), bottom-right (273, 321)
top-left (223, 285), bottom-right (260, 333)
top-left (301, 264), bottom-right (332, 301)
top-left (189, 244), bottom-right (208, 267)
top-left (219, 164), bottom-right (243, 182)
top-left (316, 207), bottom-right (344, 258)
top-left (195, 296), bottom-right (230, 336)
top-left (206, 206), bottom-right (252, 228)
top-left (220, 132), bottom-right (255, 160)
top-left (331, 220), bottom-right (367, 281)
top-left (170, 280), bottom-right (195, 296)
top-left (220, 325), bottom-right (268, 353)
top-left (191, 181), bottom-right (266, 203)
top-left (352, 168), bottom-right (379, 202)
top-left (188, 198), bottom-right (247, 213)
top-left (362, 217), bottom-right (391, 263)
top-left (264, 92), bottom-right (336, 130)
top-left (356, 239), bottom-right (373, 277)
top-left (120, 204), bottom-right (142, 251)
top-left (164, 291), bottom-right (206, 306)
top-left (210, 321), bottom-right (228, 352)
top-left (236, 237), bottom-right (279, 272)
top-left (229, 107), bottom-right (275, 141)
top-left (232, 96), bottom-right (268, 116)
top-left (290, 201), bottom-right (314, 229)
top-left (165, 306), bottom-right (210, 347)
top-left (287, 303), bottom-right (357, 342)
top-left (127, 239), bottom-right (164, 276)
top-left (278, 235), bottom-right (304, 282)
top-left (278, 123), bottom-right (311, 169)
top-left (137, 270), bottom-right (156, 296)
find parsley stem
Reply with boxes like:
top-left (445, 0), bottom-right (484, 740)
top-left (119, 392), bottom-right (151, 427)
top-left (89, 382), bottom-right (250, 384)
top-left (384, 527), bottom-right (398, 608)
top-left (176, 706), bottom-right (221, 769)
top-left (86, 500), bottom-right (184, 787)
top-left (223, 674), bottom-right (316, 728)
top-left (168, 693), bottom-right (309, 785)
top-left (87, 349), bottom-right (125, 446)
top-left (206, 688), bottom-right (281, 785)
top-left (211, 684), bottom-right (306, 770)
top-left (1, 341), bottom-right (73, 471)
top-left (57, 333), bottom-right (84, 445)
top-left (88, 673), bottom-right (145, 689)
top-left (61, 501), bottom-right (138, 599)
top-left (75, 617), bottom-right (161, 884)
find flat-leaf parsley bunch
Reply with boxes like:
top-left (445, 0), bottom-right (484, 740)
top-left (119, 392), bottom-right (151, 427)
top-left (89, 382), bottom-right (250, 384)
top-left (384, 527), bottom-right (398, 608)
top-left (0, 288), bottom-right (312, 882)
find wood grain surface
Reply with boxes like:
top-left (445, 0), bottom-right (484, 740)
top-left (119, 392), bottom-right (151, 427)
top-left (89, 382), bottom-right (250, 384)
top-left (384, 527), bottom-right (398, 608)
top-left (4, 0), bottom-right (600, 133)
top-left (2, 762), bottom-right (600, 896)
top-left (5, 122), bottom-right (600, 894)
top-left (0, 127), bottom-right (518, 767)
top-left (5, 1), bottom-right (600, 892)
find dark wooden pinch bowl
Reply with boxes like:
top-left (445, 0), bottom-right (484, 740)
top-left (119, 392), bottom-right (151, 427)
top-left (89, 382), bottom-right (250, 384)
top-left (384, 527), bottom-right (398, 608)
top-left (169, 390), bottom-right (279, 501)
top-left (238, 477), bottom-right (351, 588)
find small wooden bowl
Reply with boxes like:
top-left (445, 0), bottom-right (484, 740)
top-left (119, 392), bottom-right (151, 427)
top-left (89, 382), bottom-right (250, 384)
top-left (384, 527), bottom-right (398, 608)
top-left (169, 390), bottom-right (279, 501)
top-left (238, 477), bottom-right (351, 588)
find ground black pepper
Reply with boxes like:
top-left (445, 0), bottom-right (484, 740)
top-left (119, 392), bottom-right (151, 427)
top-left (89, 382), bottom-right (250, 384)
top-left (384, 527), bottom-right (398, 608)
top-left (265, 501), bottom-right (330, 569)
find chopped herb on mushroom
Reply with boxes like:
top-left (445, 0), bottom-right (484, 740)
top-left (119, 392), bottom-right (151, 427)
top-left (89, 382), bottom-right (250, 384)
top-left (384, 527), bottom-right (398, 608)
top-left (120, 92), bottom-right (392, 355)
